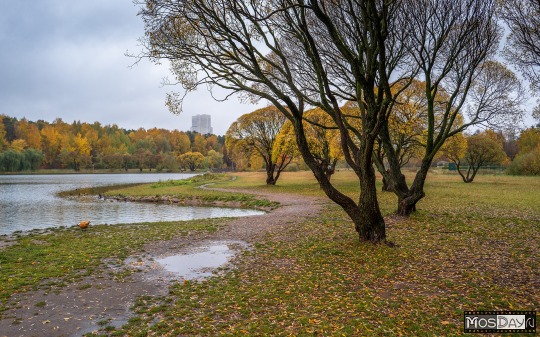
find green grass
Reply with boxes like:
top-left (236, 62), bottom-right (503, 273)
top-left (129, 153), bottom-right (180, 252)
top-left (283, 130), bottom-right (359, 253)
top-left (1, 171), bottom-right (538, 336)
top-left (94, 171), bottom-right (538, 336)
top-left (104, 173), bottom-right (280, 209)
top-left (0, 219), bottom-right (223, 316)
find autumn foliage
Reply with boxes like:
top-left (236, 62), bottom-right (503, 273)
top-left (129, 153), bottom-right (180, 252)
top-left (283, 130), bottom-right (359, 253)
top-left (225, 106), bottom-right (294, 185)
top-left (0, 115), bottom-right (224, 172)
top-left (442, 132), bottom-right (507, 183)
top-left (507, 127), bottom-right (540, 175)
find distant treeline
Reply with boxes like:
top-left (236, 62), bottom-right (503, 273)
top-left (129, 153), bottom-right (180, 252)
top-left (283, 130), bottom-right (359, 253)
top-left (0, 115), bottom-right (230, 172)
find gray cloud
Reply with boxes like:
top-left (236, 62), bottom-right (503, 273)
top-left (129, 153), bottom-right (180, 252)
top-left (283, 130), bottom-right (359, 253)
top-left (0, 0), bottom-right (260, 135)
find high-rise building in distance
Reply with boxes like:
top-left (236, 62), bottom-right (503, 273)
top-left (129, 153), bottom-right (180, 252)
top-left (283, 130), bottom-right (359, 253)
top-left (190, 114), bottom-right (213, 135)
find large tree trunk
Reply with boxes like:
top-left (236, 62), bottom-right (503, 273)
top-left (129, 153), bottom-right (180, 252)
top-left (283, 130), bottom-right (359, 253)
top-left (395, 161), bottom-right (429, 216)
top-left (355, 161), bottom-right (386, 242)
top-left (319, 164), bottom-right (385, 243)
top-left (396, 191), bottom-right (423, 216)
top-left (265, 171), bottom-right (276, 185)
top-left (265, 162), bottom-right (277, 185)
top-left (294, 123), bottom-right (386, 243)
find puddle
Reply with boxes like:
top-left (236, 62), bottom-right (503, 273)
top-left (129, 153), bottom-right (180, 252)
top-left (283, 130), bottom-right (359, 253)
top-left (156, 241), bottom-right (247, 280)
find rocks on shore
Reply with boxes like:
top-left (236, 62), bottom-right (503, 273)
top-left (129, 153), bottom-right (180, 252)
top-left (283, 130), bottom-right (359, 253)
top-left (100, 194), bottom-right (271, 211)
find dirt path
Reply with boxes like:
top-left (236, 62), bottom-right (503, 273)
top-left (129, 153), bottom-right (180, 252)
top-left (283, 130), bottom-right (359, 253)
top-left (0, 187), bottom-right (325, 337)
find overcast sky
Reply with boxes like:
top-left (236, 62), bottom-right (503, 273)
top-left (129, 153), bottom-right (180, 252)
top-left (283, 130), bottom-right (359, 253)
top-left (0, 0), bottom-right (262, 135)
top-left (1, 1), bottom-right (537, 137)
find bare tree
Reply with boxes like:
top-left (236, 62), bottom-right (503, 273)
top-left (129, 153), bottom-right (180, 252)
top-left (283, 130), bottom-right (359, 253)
top-left (136, 0), bottom-right (413, 243)
top-left (500, 0), bottom-right (540, 124)
top-left (500, 0), bottom-right (540, 92)
top-left (376, 0), bottom-right (523, 215)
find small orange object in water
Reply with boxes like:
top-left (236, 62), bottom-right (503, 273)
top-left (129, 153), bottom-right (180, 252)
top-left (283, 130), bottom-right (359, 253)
top-left (78, 220), bottom-right (90, 229)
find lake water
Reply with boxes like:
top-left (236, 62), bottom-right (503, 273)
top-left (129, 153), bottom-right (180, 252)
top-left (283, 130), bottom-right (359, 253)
top-left (0, 173), bottom-right (263, 236)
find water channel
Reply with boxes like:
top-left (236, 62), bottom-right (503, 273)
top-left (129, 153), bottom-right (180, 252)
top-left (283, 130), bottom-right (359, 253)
top-left (0, 173), bottom-right (263, 236)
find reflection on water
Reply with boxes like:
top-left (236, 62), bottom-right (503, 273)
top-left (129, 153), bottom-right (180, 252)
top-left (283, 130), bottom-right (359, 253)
top-left (157, 241), bottom-right (246, 280)
top-left (0, 174), bottom-right (263, 236)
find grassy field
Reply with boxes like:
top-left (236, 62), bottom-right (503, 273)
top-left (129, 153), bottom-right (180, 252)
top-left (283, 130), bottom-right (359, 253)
top-left (1, 171), bottom-right (538, 336)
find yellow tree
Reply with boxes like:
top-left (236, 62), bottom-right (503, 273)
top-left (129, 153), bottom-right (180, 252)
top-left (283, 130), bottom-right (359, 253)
top-left (147, 128), bottom-right (172, 153)
top-left (10, 139), bottom-right (28, 152)
top-left (440, 132), bottom-right (467, 167)
top-left (225, 136), bottom-right (250, 171)
top-left (15, 119), bottom-right (42, 150)
top-left (59, 133), bottom-right (92, 171)
top-left (178, 151), bottom-right (204, 171)
top-left (383, 80), bottom-right (429, 166)
top-left (369, 80), bottom-right (450, 178)
top-left (40, 125), bottom-right (62, 167)
top-left (80, 123), bottom-right (100, 164)
top-left (508, 127), bottom-right (540, 175)
top-left (226, 106), bottom-right (290, 185)
top-left (170, 130), bottom-right (191, 154)
top-left (517, 128), bottom-right (540, 154)
top-left (129, 128), bottom-right (149, 144)
top-left (0, 121), bottom-right (7, 150)
top-left (344, 81), bottom-right (435, 191)
top-left (380, 51), bottom-right (523, 213)
top-left (272, 122), bottom-right (299, 173)
top-left (191, 133), bottom-right (207, 155)
top-left (275, 108), bottom-right (342, 181)
top-left (304, 108), bottom-right (344, 180)
top-left (206, 149), bottom-right (223, 170)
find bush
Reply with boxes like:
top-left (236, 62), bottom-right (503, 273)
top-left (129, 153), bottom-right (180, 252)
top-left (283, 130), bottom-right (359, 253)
top-left (506, 147), bottom-right (540, 175)
top-left (0, 148), bottom-right (44, 172)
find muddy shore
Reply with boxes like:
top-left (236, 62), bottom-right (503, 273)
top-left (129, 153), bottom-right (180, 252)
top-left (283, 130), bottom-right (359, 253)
top-left (0, 187), bottom-right (324, 337)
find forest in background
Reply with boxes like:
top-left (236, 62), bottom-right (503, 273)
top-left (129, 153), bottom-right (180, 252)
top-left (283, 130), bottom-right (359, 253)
top-left (1, 113), bottom-right (539, 176)
top-left (0, 115), bottom-right (228, 172)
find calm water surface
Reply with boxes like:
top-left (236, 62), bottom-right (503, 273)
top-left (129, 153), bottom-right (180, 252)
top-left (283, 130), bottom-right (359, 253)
top-left (157, 241), bottom-right (247, 280)
top-left (0, 173), bottom-right (263, 236)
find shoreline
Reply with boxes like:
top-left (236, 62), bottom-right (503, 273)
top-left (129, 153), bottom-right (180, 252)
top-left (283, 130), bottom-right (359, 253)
top-left (0, 169), bottom-right (203, 176)
top-left (0, 185), bottom-right (326, 337)
top-left (99, 193), bottom-right (278, 212)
